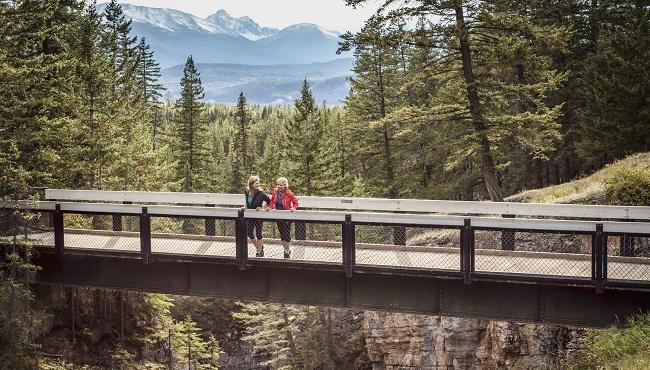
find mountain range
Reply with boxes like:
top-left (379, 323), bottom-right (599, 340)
top-left (98, 3), bottom-right (354, 104)
top-left (99, 3), bottom-right (347, 67)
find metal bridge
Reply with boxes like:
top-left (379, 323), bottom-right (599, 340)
top-left (2, 189), bottom-right (650, 327)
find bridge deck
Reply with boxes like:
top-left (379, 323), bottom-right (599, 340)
top-left (16, 231), bottom-right (650, 281)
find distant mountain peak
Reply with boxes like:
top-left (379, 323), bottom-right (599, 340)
top-left (279, 23), bottom-right (340, 39)
top-left (206, 8), bottom-right (278, 41)
top-left (97, 3), bottom-right (348, 68)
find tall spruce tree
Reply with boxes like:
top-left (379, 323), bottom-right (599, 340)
top-left (339, 16), bottom-right (404, 197)
top-left (576, 2), bottom-right (649, 168)
top-left (69, 3), bottom-right (121, 189)
top-left (231, 91), bottom-right (251, 191)
top-left (0, 2), bottom-right (83, 366)
top-left (173, 56), bottom-right (211, 192)
top-left (136, 37), bottom-right (166, 150)
top-left (284, 80), bottom-right (324, 195)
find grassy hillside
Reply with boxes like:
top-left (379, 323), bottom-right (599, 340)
top-left (506, 153), bottom-right (650, 204)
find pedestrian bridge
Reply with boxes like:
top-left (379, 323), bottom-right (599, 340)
top-left (2, 189), bottom-right (650, 327)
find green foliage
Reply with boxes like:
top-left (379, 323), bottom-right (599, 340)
top-left (566, 313), bottom-right (650, 370)
top-left (576, 2), bottom-right (650, 168)
top-left (171, 315), bottom-right (219, 370)
top-left (0, 211), bottom-right (41, 368)
top-left (283, 80), bottom-right (325, 195)
top-left (231, 92), bottom-right (252, 191)
top-left (171, 56), bottom-right (212, 192)
top-left (235, 303), bottom-right (370, 370)
top-left (604, 169), bottom-right (650, 206)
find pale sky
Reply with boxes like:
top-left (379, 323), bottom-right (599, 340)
top-left (118, 0), bottom-right (382, 32)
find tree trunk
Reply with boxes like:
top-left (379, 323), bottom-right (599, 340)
top-left (454, 1), bottom-right (503, 202)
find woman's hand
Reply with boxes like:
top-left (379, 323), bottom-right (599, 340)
top-left (256, 207), bottom-right (261, 211)
top-left (290, 208), bottom-right (295, 212)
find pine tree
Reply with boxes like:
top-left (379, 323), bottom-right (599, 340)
top-left (344, 0), bottom-right (566, 201)
top-left (0, 0), bottom-right (83, 191)
top-left (231, 91), bottom-right (251, 191)
top-left (102, 0), bottom-right (138, 92)
top-left (171, 315), bottom-right (214, 370)
top-left (284, 80), bottom-right (324, 195)
top-left (576, 2), bottom-right (650, 168)
top-left (68, 3), bottom-right (121, 189)
top-left (172, 56), bottom-right (211, 192)
top-left (235, 303), bottom-right (300, 370)
top-left (339, 16), bottom-right (404, 197)
top-left (136, 37), bottom-right (166, 150)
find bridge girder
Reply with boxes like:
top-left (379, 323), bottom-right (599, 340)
top-left (30, 251), bottom-right (650, 328)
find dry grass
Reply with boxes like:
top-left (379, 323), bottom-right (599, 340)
top-left (506, 153), bottom-right (650, 204)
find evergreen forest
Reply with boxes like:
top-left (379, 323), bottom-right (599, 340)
top-left (0, 0), bottom-right (648, 368)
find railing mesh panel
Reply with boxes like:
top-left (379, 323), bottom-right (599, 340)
top-left (0, 209), bottom-right (54, 247)
top-left (248, 218), bottom-right (342, 262)
top-left (63, 213), bottom-right (140, 252)
top-left (474, 230), bottom-right (591, 277)
top-left (355, 225), bottom-right (460, 270)
top-left (151, 217), bottom-right (235, 257)
top-left (607, 235), bottom-right (650, 281)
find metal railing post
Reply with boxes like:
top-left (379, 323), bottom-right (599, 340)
top-left (205, 204), bottom-right (216, 236)
top-left (140, 207), bottom-right (151, 264)
top-left (235, 209), bottom-right (247, 270)
top-left (594, 224), bottom-right (604, 293)
top-left (342, 214), bottom-right (355, 278)
top-left (461, 218), bottom-right (473, 285)
top-left (54, 204), bottom-right (64, 255)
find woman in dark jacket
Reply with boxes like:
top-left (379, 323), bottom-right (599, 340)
top-left (244, 175), bottom-right (270, 257)
top-left (268, 177), bottom-right (299, 258)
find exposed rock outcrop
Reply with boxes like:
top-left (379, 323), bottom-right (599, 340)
top-left (363, 312), bottom-right (582, 370)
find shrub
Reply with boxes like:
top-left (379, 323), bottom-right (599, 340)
top-left (603, 169), bottom-right (650, 206)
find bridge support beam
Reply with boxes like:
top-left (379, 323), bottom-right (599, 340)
top-left (29, 251), bottom-right (650, 328)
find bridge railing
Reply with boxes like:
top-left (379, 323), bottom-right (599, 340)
top-left (2, 201), bottom-right (650, 292)
top-left (44, 189), bottom-right (650, 219)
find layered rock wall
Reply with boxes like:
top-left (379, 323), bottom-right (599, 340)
top-left (363, 312), bottom-right (582, 369)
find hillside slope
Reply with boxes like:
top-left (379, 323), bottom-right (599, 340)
top-left (505, 153), bottom-right (650, 204)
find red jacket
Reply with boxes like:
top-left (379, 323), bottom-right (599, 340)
top-left (269, 188), bottom-right (299, 210)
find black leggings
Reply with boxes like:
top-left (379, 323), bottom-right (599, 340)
top-left (277, 221), bottom-right (291, 242)
top-left (247, 220), bottom-right (263, 240)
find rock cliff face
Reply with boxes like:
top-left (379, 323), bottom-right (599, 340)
top-left (363, 312), bottom-right (583, 369)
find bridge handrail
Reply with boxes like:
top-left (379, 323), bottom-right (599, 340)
top-left (44, 189), bottom-right (650, 220)
top-left (3, 201), bottom-right (650, 235)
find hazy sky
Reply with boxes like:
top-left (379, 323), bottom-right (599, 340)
top-left (118, 0), bottom-right (381, 32)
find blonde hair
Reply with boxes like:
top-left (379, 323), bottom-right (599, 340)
top-left (276, 177), bottom-right (289, 187)
top-left (248, 175), bottom-right (261, 192)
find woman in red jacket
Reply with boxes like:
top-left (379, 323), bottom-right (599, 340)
top-left (268, 177), bottom-right (299, 258)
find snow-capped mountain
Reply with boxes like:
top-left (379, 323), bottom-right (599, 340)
top-left (111, 4), bottom-right (223, 34)
top-left (95, 3), bottom-right (353, 104)
top-left (96, 3), bottom-right (348, 67)
top-left (206, 9), bottom-right (278, 41)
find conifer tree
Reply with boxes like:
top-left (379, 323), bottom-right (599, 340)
top-left (136, 37), bottom-right (166, 150)
top-left (171, 315), bottom-right (214, 370)
top-left (69, 3), bottom-right (120, 189)
top-left (576, 3), bottom-right (649, 168)
top-left (172, 56), bottom-right (211, 192)
top-left (231, 91), bottom-right (251, 191)
top-left (0, 0), bottom-right (83, 191)
top-left (339, 16), bottom-right (404, 197)
top-left (284, 80), bottom-right (324, 195)
top-left (344, 0), bottom-right (566, 201)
